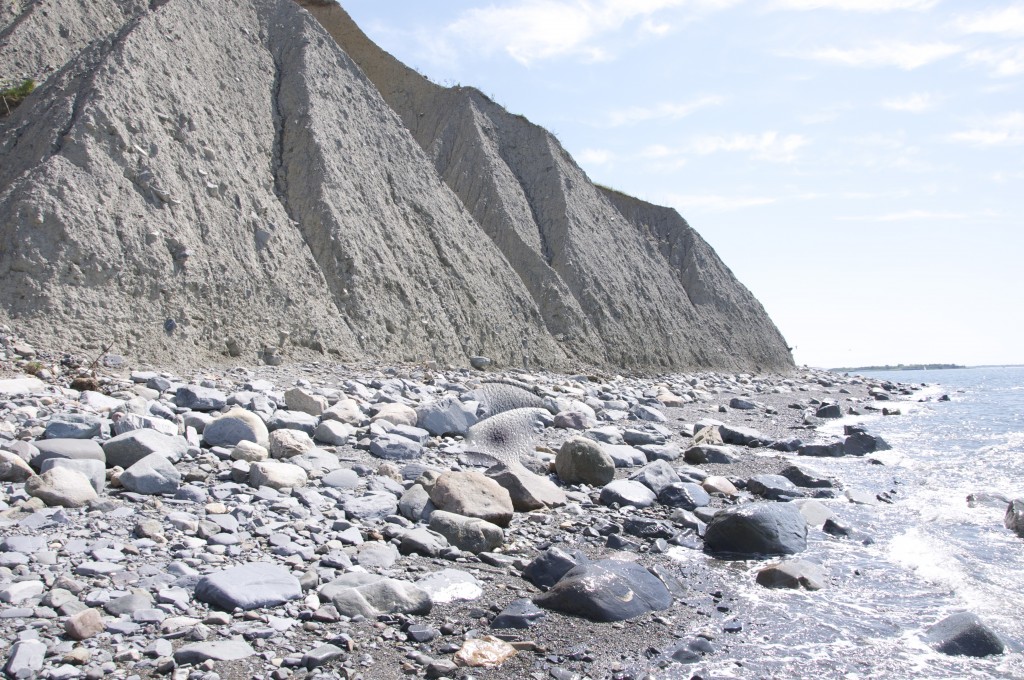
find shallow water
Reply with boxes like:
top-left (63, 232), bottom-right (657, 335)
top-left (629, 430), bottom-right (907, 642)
top-left (676, 367), bottom-right (1024, 678)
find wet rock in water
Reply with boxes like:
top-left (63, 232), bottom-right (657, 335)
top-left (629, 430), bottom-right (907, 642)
top-left (780, 465), bottom-right (835, 489)
top-left (194, 562), bottom-right (302, 611)
top-left (795, 499), bottom-right (835, 527)
top-left (843, 426), bottom-right (891, 456)
top-left (26, 467), bottom-right (98, 507)
top-left (118, 453), bottom-right (181, 495)
top-left (486, 463), bottom-right (567, 511)
top-left (555, 436), bottom-right (615, 486)
top-left (491, 598), bottom-right (547, 629)
top-left (428, 510), bottom-right (504, 553)
top-left (600, 479), bottom-right (657, 508)
top-left (815, 403), bottom-right (842, 419)
top-left (203, 408), bottom-right (269, 447)
top-left (684, 445), bottom-right (737, 465)
top-left (798, 442), bottom-right (847, 458)
top-left (925, 612), bottom-right (1005, 657)
top-left (1005, 499), bottom-right (1024, 537)
top-left (31, 439), bottom-right (105, 471)
top-left (756, 559), bottom-right (827, 590)
top-left (747, 474), bottom-right (803, 501)
top-left (102, 429), bottom-right (187, 468)
top-left (523, 547), bottom-right (590, 590)
top-left (320, 573), bottom-right (431, 618)
top-left (658, 482), bottom-right (711, 510)
top-left (533, 560), bottom-right (672, 622)
top-left (704, 502), bottom-right (808, 557)
top-left (417, 396), bottom-right (479, 436)
top-left (173, 640), bottom-right (257, 664)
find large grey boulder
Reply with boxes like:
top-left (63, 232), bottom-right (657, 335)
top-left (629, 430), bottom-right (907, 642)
top-left (284, 387), bottom-right (328, 416)
top-left (486, 464), bottom-right (567, 511)
top-left (1005, 499), bottom-right (1024, 537)
top-left (629, 460), bottom-right (681, 495)
top-left (684, 444), bottom-right (737, 464)
top-left (174, 640), bottom-right (257, 664)
top-left (174, 385), bottom-right (227, 411)
top-left (342, 493), bottom-right (398, 521)
top-left (756, 559), bottom-right (826, 590)
top-left (248, 460), bottom-right (308, 490)
top-left (268, 428), bottom-right (315, 459)
top-left (31, 439), bottom-right (105, 471)
top-left (555, 436), bottom-right (615, 486)
top-left (195, 563), bottom-right (302, 611)
top-left (428, 510), bottom-right (504, 553)
top-left (599, 479), bottom-right (657, 508)
top-left (533, 560), bottom-right (672, 622)
top-left (40, 458), bottom-right (105, 493)
top-left (25, 467), bottom-right (97, 507)
top-left (704, 502), bottom-right (808, 557)
top-left (719, 424), bottom-right (767, 447)
top-left (747, 474), bottom-right (803, 501)
top-left (370, 434), bottom-right (423, 461)
top-left (320, 573), bottom-right (431, 618)
top-left (416, 397), bottom-right (479, 436)
top-left (429, 471), bottom-right (514, 527)
top-left (45, 413), bottom-right (106, 439)
top-left (119, 453), bottom-right (181, 495)
top-left (102, 429), bottom-right (187, 469)
top-left (0, 450), bottom-right (34, 482)
top-left (203, 408), bottom-right (269, 448)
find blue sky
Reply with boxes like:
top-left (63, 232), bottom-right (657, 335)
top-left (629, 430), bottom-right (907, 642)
top-left (342, 0), bottom-right (1023, 368)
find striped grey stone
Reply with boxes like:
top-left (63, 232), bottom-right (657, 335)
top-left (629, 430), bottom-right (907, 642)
top-left (464, 407), bottom-right (549, 471)
top-left (470, 382), bottom-right (549, 419)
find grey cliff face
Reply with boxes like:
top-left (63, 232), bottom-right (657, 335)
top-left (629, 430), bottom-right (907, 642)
top-left (0, 0), bottom-right (793, 373)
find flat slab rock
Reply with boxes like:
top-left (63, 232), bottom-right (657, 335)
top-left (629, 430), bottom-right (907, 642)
top-left (534, 559), bottom-right (672, 622)
top-left (173, 640), bottom-right (257, 664)
top-left (194, 563), bottom-right (302, 611)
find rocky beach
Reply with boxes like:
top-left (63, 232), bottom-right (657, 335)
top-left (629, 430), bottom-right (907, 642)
top-left (3, 329), bottom-right (1002, 680)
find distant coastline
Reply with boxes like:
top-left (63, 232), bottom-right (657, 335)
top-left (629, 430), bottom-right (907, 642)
top-left (832, 363), bottom-right (966, 372)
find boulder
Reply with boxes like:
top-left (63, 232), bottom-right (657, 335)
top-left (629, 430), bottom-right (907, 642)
top-left (815, 403), bottom-right (842, 419)
top-left (65, 608), bottom-right (105, 640)
top-left (684, 445), bottom-right (736, 464)
top-left (702, 476), bottom-right (739, 497)
top-left (486, 464), bottom-right (567, 511)
top-left (747, 474), bottom-right (803, 501)
top-left (30, 439), bottom-right (104, 471)
top-left (925, 612), bottom-right (1005, 657)
top-left (398, 484), bottom-right (435, 523)
top-left (45, 413), bottom-right (105, 439)
top-left (756, 559), bottom-right (826, 590)
top-left (602, 444), bottom-right (648, 467)
top-left (102, 429), bottom-right (187, 469)
top-left (248, 460), bottom-right (308, 490)
top-left (342, 493), bottom-right (399, 521)
top-left (658, 482), bottom-right (711, 510)
top-left (552, 411), bottom-right (594, 430)
top-left (399, 528), bottom-right (449, 557)
top-left (428, 510), bottom-right (504, 553)
top-left (174, 640), bottom-right (257, 664)
top-left (203, 408), bottom-right (269, 448)
top-left (843, 428), bottom-right (891, 455)
top-left (320, 573), bottom-right (431, 618)
top-left (284, 387), bottom-right (328, 416)
top-left (629, 459), bottom-right (681, 495)
top-left (174, 385), bottom-right (227, 411)
top-left (313, 420), bottom-right (353, 446)
top-left (119, 453), bottom-right (181, 495)
top-left (429, 471), bottom-right (514, 527)
top-left (321, 399), bottom-right (365, 426)
top-left (266, 410), bottom-right (318, 435)
top-left (231, 440), bottom-right (270, 462)
top-left (416, 397), bottom-right (479, 436)
top-left (799, 442), bottom-right (847, 458)
top-left (555, 437), bottom-right (615, 485)
top-left (599, 479), bottom-right (657, 508)
top-left (0, 449), bottom-right (35, 482)
top-left (719, 424), bottom-right (767, 447)
top-left (704, 502), bottom-right (808, 557)
top-left (268, 428), bottom-right (315, 459)
top-left (523, 547), bottom-right (589, 590)
top-left (491, 598), bottom-right (547, 629)
top-left (729, 397), bottom-right (757, 410)
top-left (1005, 499), bottom-right (1024, 537)
top-left (780, 465), bottom-right (835, 488)
top-left (371, 403), bottom-right (418, 427)
top-left (369, 434), bottom-right (423, 461)
top-left (533, 560), bottom-right (672, 622)
top-left (26, 467), bottom-right (98, 507)
top-left (195, 562), bottom-right (302, 611)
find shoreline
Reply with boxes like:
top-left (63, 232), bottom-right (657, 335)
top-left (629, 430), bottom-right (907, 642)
top-left (0, 331), bottom-right (949, 679)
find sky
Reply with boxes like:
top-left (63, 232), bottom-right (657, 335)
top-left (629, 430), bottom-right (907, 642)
top-left (342, 0), bottom-right (1023, 369)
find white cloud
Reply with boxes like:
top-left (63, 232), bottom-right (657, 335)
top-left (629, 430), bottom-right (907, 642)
top-left (954, 5), bottom-right (1024, 37)
top-left (445, 0), bottom-right (739, 65)
top-left (772, 0), bottom-right (937, 11)
top-left (797, 42), bottom-right (962, 69)
top-left (968, 46), bottom-right (1024, 77)
top-left (689, 131), bottom-right (809, 162)
top-left (665, 193), bottom-right (779, 211)
top-left (578, 148), bottom-right (616, 165)
top-left (949, 112), bottom-right (1024, 146)
top-left (882, 92), bottom-right (939, 112)
top-left (605, 95), bottom-right (724, 126)
top-left (837, 210), bottom-right (967, 222)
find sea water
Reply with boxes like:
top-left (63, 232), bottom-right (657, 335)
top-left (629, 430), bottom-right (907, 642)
top-left (684, 366), bottom-right (1024, 679)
